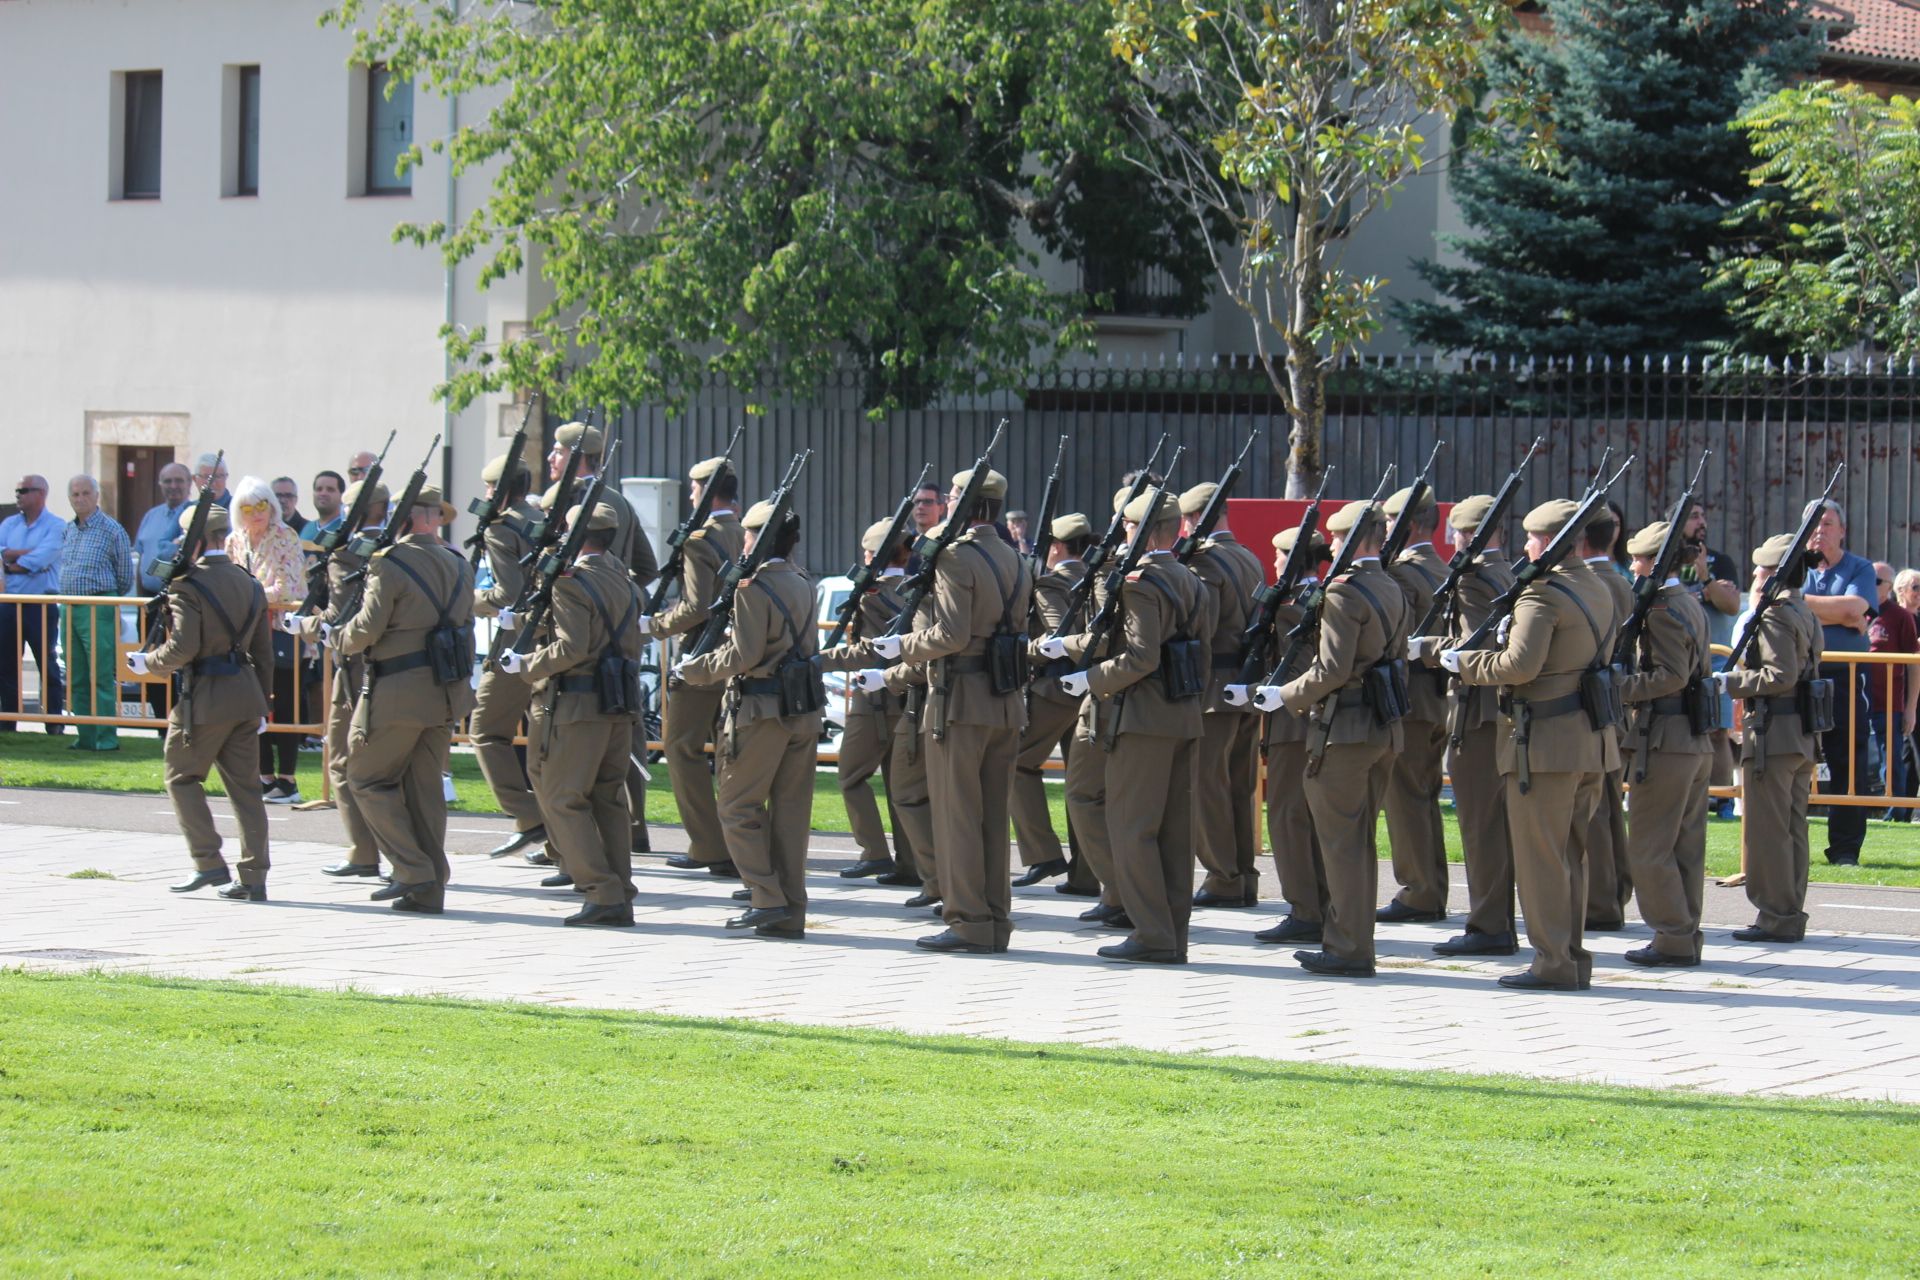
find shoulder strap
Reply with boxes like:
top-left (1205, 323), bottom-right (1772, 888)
top-left (572, 566), bottom-right (637, 650)
top-left (1138, 564), bottom-right (1203, 638)
top-left (183, 574), bottom-right (260, 660)
top-left (754, 577), bottom-right (814, 658)
top-left (1544, 577), bottom-right (1608, 664)
top-left (384, 545), bottom-right (459, 628)
top-left (1341, 571), bottom-right (1407, 652)
top-left (966, 541), bottom-right (1021, 631)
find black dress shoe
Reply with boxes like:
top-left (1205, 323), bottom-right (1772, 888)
top-left (1294, 950), bottom-right (1376, 977)
top-left (755, 922), bottom-right (805, 940)
top-left (875, 869), bottom-right (924, 886)
top-left (1732, 925), bottom-right (1802, 943)
top-left (321, 862), bottom-right (380, 878)
top-left (1496, 970), bottom-right (1583, 991)
top-left (1079, 903), bottom-right (1124, 923)
top-left (488, 826), bottom-right (546, 858)
top-left (839, 858), bottom-right (895, 880)
top-left (391, 897), bottom-right (445, 915)
top-left (903, 891), bottom-right (942, 909)
top-left (1193, 889), bottom-right (1257, 908)
top-left (731, 888), bottom-right (752, 901)
top-left (1376, 899), bottom-right (1446, 924)
top-left (631, 830), bottom-right (651, 854)
top-left (1432, 929), bottom-right (1518, 957)
top-left (1012, 857), bottom-right (1068, 887)
top-left (727, 905), bottom-right (792, 931)
top-left (1055, 882), bottom-right (1101, 898)
top-left (565, 902), bottom-right (635, 927)
top-left (1098, 912), bottom-right (1135, 930)
top-left (1253, 916), bottom-right (1322, 944)
top-left (708, 861), bottom-right (741, 879)
top-left (170, 869), bottom-right (232, 894)
top-left (915, 929), bottom-right (994, 954)
top-left (1624, 945), bottom-right (1699, 968)
top-left (524, 848), bottom-right (553, 867)
top-left (1097, 938), bottom-right (1185, 964)
top-left (371, 880), bottom-right (438, 902)
top-left (217, 881), bottom-right (267, 902)
top-left (664, 854), bottom-right (709, 870)
top-left (540, 871), bottom-right (575, 888)
top-left (1585, 918), bottom-right (1627, 932)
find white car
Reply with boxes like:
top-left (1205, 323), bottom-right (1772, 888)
top-left (814, 574), bottom-right (857, 743)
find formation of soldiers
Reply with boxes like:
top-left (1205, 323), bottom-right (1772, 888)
top-left (132, 424), bottom-right (1842, 988)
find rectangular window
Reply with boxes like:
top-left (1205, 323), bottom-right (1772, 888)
top-left (365, 63), bottom-right (413, 195)
top-left (236, 65), bottom-right (261, 196)
top-left (123, 71), bottom-right (162, 199)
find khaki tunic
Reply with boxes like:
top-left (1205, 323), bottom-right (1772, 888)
top-left (654, 511), bottom-right (747, 864)
top-left (1012, 560), bottom-right (1084, 876)
top-left (1189, 534), bottom-right (1266, 899)
top-left (287, 533), bottom-right (379, 868)
top-left (1437, 549), bottom-right (1517, 938)
top-left (472, 497), bottom-right (543, 834)
top-left (1578, 559), bottom-right (1635, 925)
top-left (1262, 592), bottom-right (1326, 924)
top-left (1385, 542), bottom-right (1452, 913)
top-left (835, 572), bottom-right (917, 868)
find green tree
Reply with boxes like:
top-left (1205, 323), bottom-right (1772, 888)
top-left (1402, 0), bottom-right (1813, 357)
top-left (1713, 82), bottom-right (1920, 358)
top-left (323, 0), bottom-right (1213, 413)
top-left (1108, 0), bottom-right (1542, 494)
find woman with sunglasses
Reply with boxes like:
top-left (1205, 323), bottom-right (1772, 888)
top-left (226, 475), bottom-right (310, 803)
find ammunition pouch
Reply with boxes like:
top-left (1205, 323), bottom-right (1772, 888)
top-left (1579, 663), bottom-right (1623, 732)
top-left (1160, 637), bottom-right (1207, 701)
top-left (1797, 677), bottom-right (1837, 735)
top-left (754, 578), bottom-right (824, 717)
top-left (986, 630), bottom-right (1029, 696)
top-left (1685, 676), bottom-right (1725, 734)
top-left (1362, 658), bottom-right (1412, 726)
top-left (384, 546), bottom-right (475, 688)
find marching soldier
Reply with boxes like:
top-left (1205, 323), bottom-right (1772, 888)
top-left (643, 456), bottom-right (746, 876)
top-left (469, 452), bottom-right (547, 860)
top-left (1260, 501), bottom-right (1406, 977)
top-left (1720, 533), bottom-right (1823, 944)
top-left (1378, 485), bottom-right (1453, 924)
top-left (332, 485), bottom-right (478, 915)
top-left (1181, 483), bottom-right (1267, 908)
top-left (132, 505), bottom-right (275, 901)
top-left (499, 501), bottom-right (642, 927)
top-left (1577, 507), bottom-right (1634, 930)
top-left (1252, 525), bottom-right (1330, 944)
top-left (831, 518), bottom-right (918, 881)
top-left (1616, 521), bottom-right (1714, 966)
top-left (1444, 499), bottom-right (1618, 990)
top-left (676, 502), bottom-right (821, 939)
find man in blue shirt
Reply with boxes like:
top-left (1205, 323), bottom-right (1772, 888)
top-left (58, 474), bottom-right (134, 752)
top-left (134, 463), bottom-right (193, 593)
top-left (300, 469), bottom-right (347, 543)
top-left (0, 473), bottom-right (68, 729)
top-left (1801, 498), bottom-right (1877, 866)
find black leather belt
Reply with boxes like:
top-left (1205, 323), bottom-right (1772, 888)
top-left (1211, 653), bottom-right (1242, 671)
top-left (1501, 691), bottom-right (1584, 719)
top-left (1332, 688), bottom-right (1367, 709)
top-left (369, 650), bottom-right (433, 678)
top-left (190, 654), bottom-right (243, 677)
top-left (736, 675), bottom-right (783, 696)
top-left (1648, 695), bottom-right (1688, 715)
top-left (557, 674), bottom-right (598, 694)
top-left (945, 656), bottom-right (989, 674)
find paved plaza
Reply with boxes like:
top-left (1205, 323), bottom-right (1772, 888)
top-left (3, 789), bottom-right (1917, 1104)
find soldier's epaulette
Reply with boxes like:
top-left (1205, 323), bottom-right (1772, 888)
top-left (371, 546), bottom-right (393, 560)
top-left (688, 528), bottom-right (708, 541)
top-left (1126, 569), bottom-right (1146, 583)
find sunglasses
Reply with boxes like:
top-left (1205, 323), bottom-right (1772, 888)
top-left (238, 499), bottom-right (272, 512)
top-left (348, 467), bottom-right (368, 478)
top-left (14, 486), bottom-right (42, 495)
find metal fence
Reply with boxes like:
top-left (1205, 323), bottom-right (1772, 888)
top-left (598, 352), bottom-right (1920, 575)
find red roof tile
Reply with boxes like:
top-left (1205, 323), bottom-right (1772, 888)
top-left (1812, 0), bottom-right (1920, 67)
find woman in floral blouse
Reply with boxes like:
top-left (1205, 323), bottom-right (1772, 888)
top-left (227, 475), bottom-right (310, 803)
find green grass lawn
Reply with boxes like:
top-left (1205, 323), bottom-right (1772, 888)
top-left (1, 972), bottom-right (1914, 1278)
top-left (5, 729), bottom-right (1920, 887)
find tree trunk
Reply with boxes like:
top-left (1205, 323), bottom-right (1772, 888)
top-left (1283, 207), bottom-right (1327, 500)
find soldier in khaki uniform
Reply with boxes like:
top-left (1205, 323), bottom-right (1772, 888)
top-left (469, 452), bottom-right (546, 859)
top-left (1616, 521), bottom-right (1714, 966)
top-left (1250, 525), bottom-right (1331, 944)
top-left (1446, 499), bottom-right (1618, 990)
top-left (1576, 508), bottom-right (1634, 929)
top-left (829, 517), bottom-right (918, 881)
top-left (1378, 485), bottom-right (1453, 924)
top-left (864, 469), bottom-right (1031, 954)
top-left (285, 481), bottom-right (387, 878)
top-left (333, 485), bottom-right (478, 914)
top-left (643, 456), bottom-right (746, 875)
top-left (1181, 483), bottom-right (1267, 908)
top-left (500, 501), bottom-right (643, 926)
top-left (135, 505), bottom-right (276, 900)
top-left (1256, 501), bottom-right (1406, 977)
top-left (676, 501), bottom-right (821, 939)
top-left (1721, 533), bottom-right (1824, 944)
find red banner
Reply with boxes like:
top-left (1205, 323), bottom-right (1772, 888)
top-left (1225, 498), bottom-right (1453, 584)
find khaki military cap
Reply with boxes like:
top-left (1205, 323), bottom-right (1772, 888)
top-left (690, 456), bottom-right (730, 483)
top-left (1325, 500), bottom-right (1381, 537)
top-left (1753, 532), bottom-right (1798, 569)
top-left (1112, 486), bottom-right (1132, 515)
top-left (1382, 485), bottom-right (1437, 519)
top-left (1121, 489), bottom-right (1179, 527)
top-left (951, 467), bottom-right (1008, 501)
top-left (480, 453), bottom-right (512, 484)
top-left (925, 519), bottom-right (949, 541)
top-left (413, 484), bottom-right (458, 522)
top-left (1448, 494), bottom-right (1496, 531)
top-left (1626, 521), bottom-right (1669, 559)
top-left (565, 500), bottom-right (621, 533)
top-left (202, 505), bottom-right (232, 540)
top-left (1273, 525), bottom-right (1329, 557)
top-left (1178, 482), bottom-right (1218, 516)
top-left (343, 479), bottom-right (390, 509)
top-left (861, 518), bottom-right (895, 556)
top-left (743, 499), bottom-right (789, 531)
top-left (1522, 499), bottom-right (1581, 536)
top-left (537, 482), bottom-right (561, 511)
top-left (1585, 503), bottom-right (1619, 532)
top-left (554, 422), bottom-right (605, 452)
top-left (1051, 512), bottom-right (1092, 542)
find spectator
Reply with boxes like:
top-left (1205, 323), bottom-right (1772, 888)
top-left (1006, 509), bottom-right (1033, 556)
top-left (911, 481), bottom-right (947, 535)
top-left (346, 451), bottom-right (378, 486)
top-left (303, 470), bottom-right (347, 542)
top-left (1897, 569), bottom-right (1920, 815)
top-left (227, 475), bottom-right (309, 804)
top-left (57, 474), bottom-right (133, 752)
top-left (1679, 501), bottom-right (1744, 813)
top-left (0, 473), bottom-right (67, 730)
top-left (193, 452), bottom-right (231, 508)
top-left (1801, 498), bottom-right (1877, 866)
top-left (1868, 562), bottom-right (1918, 810)
top-left (134, 463), bottom-right (193, 593)
top-left (272, 476), bottom-right (308, 534)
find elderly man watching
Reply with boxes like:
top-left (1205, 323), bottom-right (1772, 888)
top-left (1801, 498), bottom-right (1877, 866)
top-left (0, 473), bottom-right (67, 729)
top-left (57, 474), bottom-right (133, 751)
top-left (135, 463), bottom-right (194, 594)
top-left (193, 453), bottom-right (232, 509)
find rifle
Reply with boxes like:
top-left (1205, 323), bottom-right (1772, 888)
top-left (485, 434), bottom-right (588, 666)
top-left (1049, 432), bottom-right (1169, 640)
top-left (1612, 449), bottom-right (1712, 668)
top-left (1414, 435), bottom-right (1544, 637)
top-left (647, 423), bottom-right (745, 613)
top-left (1456, 453), bottom-right (1637, 652)
top-left (296, 431), bottom-right (395, 617)
top-left (1027, 434), bottom-right (1071, 583)
top-left (1380, 438), bottom-right (1446, 568)
top-left (1264, 464), bottom-right (1398, 684)
top-left (686, 450), bottom-right (812, 659)
top-left (504, 439), bottom-right (624, 662)
top-left (882, 421), bottom-right (1008, 638)
top-left (826, 463), bottom-right (932, 649)
top-left (1725, 463), bottom-right (1845, 673)
top-left (464, 397), bottom-right (536, 572)
top-left (1174, 428), bottom-right (1260, 564)
top-left (1234, 466), bottom-right (1332, 686)
top-left (335, 433), bottom-right (440, 623)
top-left (1079, 448), bottom-right (1186, 654)
top-left (143, 449), bottom-right (225, 649)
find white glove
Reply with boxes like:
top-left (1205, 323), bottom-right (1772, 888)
top-left (1252, 685), bottom-right (1284, 713)
top-left (499, 650), bottom-right (527, 674)
top-left (636, 614), bottom-right (655, 637)
top-left (672, 658), bottom-right (698, 682)
top-left (1495, 616), bottom-right (1512, 646)
top-left (257, 717), bottom-right (270, 735)
top-left (1223, 683), bottom-right (1250, 707)
top-left (496, 606), bottom-right (517, 633)
top-left (1706, 673), bottom-right (1727, 698)
top-left (1439, 649), bottom-right (1463, 674)
top-left (1406, 636), bottom-right (1438, 663)
top-left (126, 651), bottom-right (151, 676)
top-left (317, 621), bottom-right (334, 646)
top-left (279, 612), bottom-right (304, 635)
top-left (871, 634), bottom-right (903, 661)
top-left (1037, 637), bottom-right (1069, 660)
top-left (854, 668), bottom-right (888, 693)
top-left (1059, 671), bottom-right (1090, 697)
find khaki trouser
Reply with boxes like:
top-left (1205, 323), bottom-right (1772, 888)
top-left (1064, 725), bottom-right (1117, 905)
top-left (529, 712), bottom-right (634, 906)
top-left (1507, 770), bottom-right (1601, 987)
top-left (840, 701), bottom-right (912, 866)
top-left (1106, 731), bottom-right (1198, 954)
top-left (890, 711), bottom-right (938, 894)
top-left (1266, 739), bottom-right (1326, 923)
top-left (664, 680), bottom-right (725, 862)
top-left (1742, 753), bottom-right (1815, 939)
top-left (1012, 695), bottom-right (1077, 869)
top-left (472, 665), bottom-right (542, 833)
top-left (347, 720), bottom-right (452, 897)
top-left (718, 714), bottom-right (817, 922)
top-left (1578, 767), bottom-right (1631, 926)
top-left (1305, 739), bottom-right (1394, 966)
top-left (1625, 749), bottom-right (1712, 959)
top-left (325, 665), bottom-right (379, 869)
top-left (1194, 711), bottom-right (1260, 899)
top-left (926, 721), bottom-right (1017, 949)
top-left (1385, 715), bottom-right (1450, 913)
top-left (166, 715), bottom-right (271, 884)
top-left (1451, 722), bottom-right (1514, 938)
